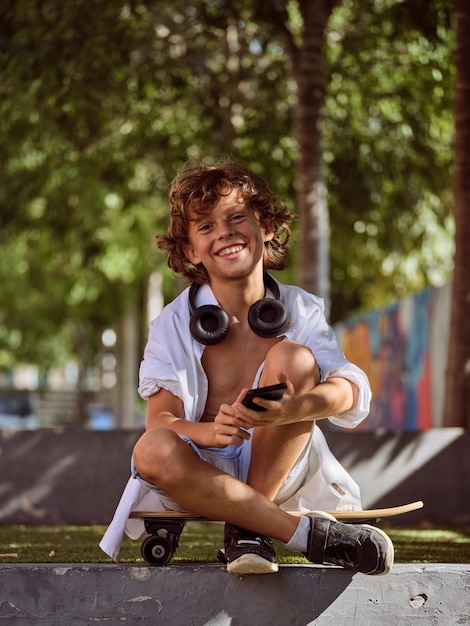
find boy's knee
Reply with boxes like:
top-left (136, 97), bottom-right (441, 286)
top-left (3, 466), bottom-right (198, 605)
top-left (133, 428), bottom-right (179, 482)
top-left (265, 340), bottom-right (320, 387)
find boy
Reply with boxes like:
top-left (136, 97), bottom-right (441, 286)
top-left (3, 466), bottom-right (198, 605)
top-left (100, 159), bottom-right (393, 575)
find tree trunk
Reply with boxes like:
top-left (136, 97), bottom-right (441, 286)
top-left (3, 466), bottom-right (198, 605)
top-left (295, 0), bottom-right (339, 312)
top-left (444, 0), bottom-right (470, 427)
top-left (115, 302), bottom-right (140, 428)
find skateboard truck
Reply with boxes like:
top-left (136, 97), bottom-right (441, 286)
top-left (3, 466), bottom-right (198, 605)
top-left (140, 518), bottom-right (186, 565)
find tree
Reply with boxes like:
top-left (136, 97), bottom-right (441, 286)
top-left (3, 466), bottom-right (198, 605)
top-left (0, 0), bottom-right (300, 422)
top-left (0, 0), bottom-right (160, 369)
top-left (324, 0), bottom-right (455, 320)
top-left (444, 0), bottom-right (470, 427)
top-left (253, 0), bottom-right (339, 306)
top-left (0, 0), bottom-right (457, 417)
top-left (295, 0), bottom-right (339, 305)
top-left (250, 0), bottom-right (454, 318)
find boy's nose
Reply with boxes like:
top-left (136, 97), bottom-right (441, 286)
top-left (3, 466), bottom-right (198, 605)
top-left (216, 221), bottom-right (235, 238)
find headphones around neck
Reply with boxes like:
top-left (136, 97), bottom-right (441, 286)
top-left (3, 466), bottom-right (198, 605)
top-left (188, 273), bottom-right (289, 346)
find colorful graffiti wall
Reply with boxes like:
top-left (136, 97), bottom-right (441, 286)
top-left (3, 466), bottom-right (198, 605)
top-left (334, 283), bottom-right (451, 431)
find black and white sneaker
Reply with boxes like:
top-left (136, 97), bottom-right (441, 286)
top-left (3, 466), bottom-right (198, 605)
top-left (221, 523), bottom-right (279, 574)
top-left (304, 512), bottom-right (394, 575)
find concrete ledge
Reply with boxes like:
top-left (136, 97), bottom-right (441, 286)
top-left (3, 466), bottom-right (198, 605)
top-left (1, 563), bottom-right (469, 625)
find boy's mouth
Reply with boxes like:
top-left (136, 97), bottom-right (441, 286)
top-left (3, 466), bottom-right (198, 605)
top-left (216, 244), bottom-right (245, 258)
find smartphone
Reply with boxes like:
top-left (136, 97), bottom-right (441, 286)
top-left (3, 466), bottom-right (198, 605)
top-left (241, 382), bottom-right (287, 411)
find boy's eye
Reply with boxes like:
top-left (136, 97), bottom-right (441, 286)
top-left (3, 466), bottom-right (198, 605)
top-left (231, 213), bottom-right (245, 222)
top-left (197, 222), bottom-right (212, 232)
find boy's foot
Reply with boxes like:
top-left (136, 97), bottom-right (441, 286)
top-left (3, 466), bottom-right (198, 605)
top-left (304, 512), bottom-right (394, 575)
top-left (222, 523), bottom-right (279, 574)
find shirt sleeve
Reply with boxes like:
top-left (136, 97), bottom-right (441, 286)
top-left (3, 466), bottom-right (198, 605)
top-left (307, 322), bottom-right (371, 428)
top-left (138, 314), bottom-right (183, 401)
top-left (285, 286), bottom-right (371, 429)
top-left (138, 329), bottom-right (173, 399)
top-left (137, 289), bottom-right (206, 424)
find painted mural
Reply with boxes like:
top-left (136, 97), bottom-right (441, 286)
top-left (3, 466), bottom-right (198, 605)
top-left (333, 283), bottom-right (451, 431)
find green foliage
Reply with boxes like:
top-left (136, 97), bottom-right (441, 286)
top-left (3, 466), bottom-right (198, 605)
top-left (0, 0), bottom-right (298, 372)
top-left (324, 0), bottom-right (455, 319)
top-left (0, 0), bottom-right (456, 370)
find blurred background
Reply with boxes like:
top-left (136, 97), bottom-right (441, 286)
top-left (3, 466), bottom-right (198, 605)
top-left (0, 0), bottom-right (466, 432)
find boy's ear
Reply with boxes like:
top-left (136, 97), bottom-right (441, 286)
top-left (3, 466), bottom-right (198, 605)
top-left (255, 210), bottom-right (274, 243)
top-left (262, 222), bottom-right (274, 243)
top-left (183, 244), bottom-right (201, 265)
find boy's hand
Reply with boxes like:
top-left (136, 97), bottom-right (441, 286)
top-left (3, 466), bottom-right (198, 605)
top-left (232, 378), bottom-right (301, 428)
top-left (212, 398), bottom-right (252, 448)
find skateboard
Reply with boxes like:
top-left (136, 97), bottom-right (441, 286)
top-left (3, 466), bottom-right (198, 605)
top-left (129, 500), bottom-right (423, 565)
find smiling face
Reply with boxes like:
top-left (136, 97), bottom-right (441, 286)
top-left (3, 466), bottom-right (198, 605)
top-left (158, 162), bottom-right (292, 284)
top-left (183, 189), bottom-right (273, 284)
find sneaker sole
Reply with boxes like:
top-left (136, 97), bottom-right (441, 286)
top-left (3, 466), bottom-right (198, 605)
top-left (310, 510), bottom-right (337, 522)
top-left (361, 524), bottom-right (395, 575)
top-left (227, 553), bottom-right (279, 575)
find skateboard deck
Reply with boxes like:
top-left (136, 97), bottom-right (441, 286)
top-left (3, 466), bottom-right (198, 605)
top-left (129, 500), bottom-right (423, 565)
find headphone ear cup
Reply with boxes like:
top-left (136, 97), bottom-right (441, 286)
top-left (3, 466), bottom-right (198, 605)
top-left (189, 305), bottom-right (230, 345)
top-left (248, 298), bottom-right (289, 338)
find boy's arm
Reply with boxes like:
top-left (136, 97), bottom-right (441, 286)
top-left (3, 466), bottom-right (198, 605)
top-left (146, 389), bottom-right (213, 446)
top-left (146, 388), bottom-right (250, 448)
top-left (294, 376), bottom-right (359, 421)
top-left (233, 375), bottom-right (360, 428)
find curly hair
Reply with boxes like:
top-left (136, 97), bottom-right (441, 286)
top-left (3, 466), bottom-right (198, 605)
top-left (157, 159), bottom-right (293, 283)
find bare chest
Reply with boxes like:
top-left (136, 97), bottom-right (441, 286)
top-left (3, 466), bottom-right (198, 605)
top-left (200, 330), bottom-right (282, 421)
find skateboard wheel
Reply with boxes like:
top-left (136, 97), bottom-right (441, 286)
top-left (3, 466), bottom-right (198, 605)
top-left (141, 535), bottom-right (174, 565)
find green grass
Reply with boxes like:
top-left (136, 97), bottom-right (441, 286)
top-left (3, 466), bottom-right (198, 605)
top-left (1, 523), bottom-right (470, 565)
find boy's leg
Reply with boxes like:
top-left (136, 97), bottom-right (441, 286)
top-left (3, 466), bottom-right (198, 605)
top-left (133, 426), bottom-right (299, 542)
top-left (133, 339), bottom-right (394, 576)
top-left (133, 426), bottom-right (393, 575)
top-left (246, 340), bottom-right (319, 499)
top-left (235, 339), bottom-right (393, 576)
top-left (134, 427), bottom-right (296, 573)
top-left (220, 340), bottom-right (315, 572)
